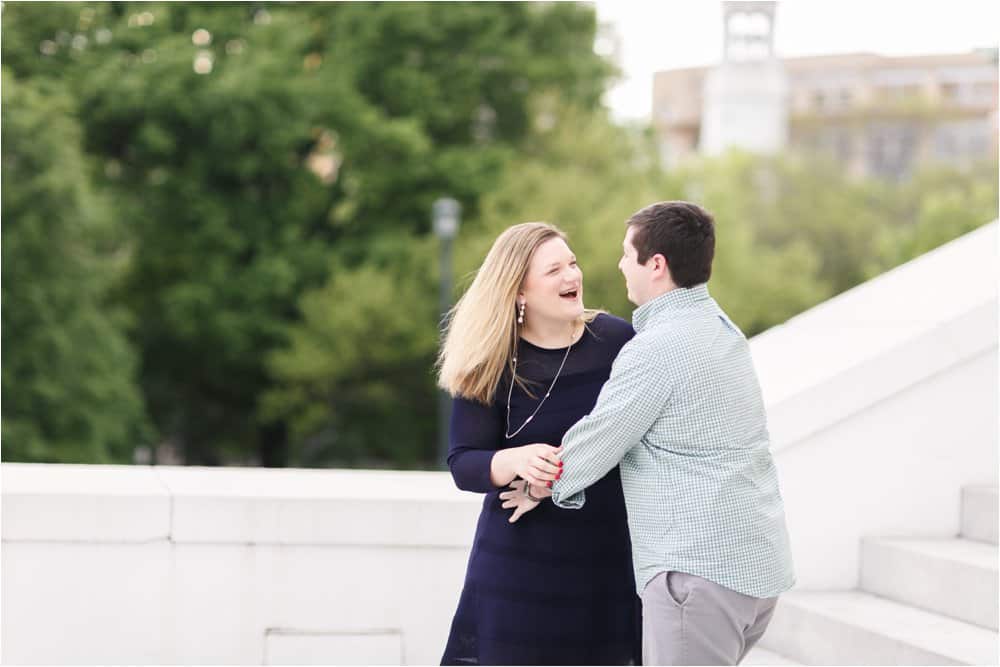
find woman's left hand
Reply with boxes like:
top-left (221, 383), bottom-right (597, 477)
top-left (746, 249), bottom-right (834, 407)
top-left (500, 480), bottom-right (547, 523)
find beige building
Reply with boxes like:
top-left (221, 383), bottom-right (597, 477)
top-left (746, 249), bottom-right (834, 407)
top-left (653, 49), bottom-right (999, 179)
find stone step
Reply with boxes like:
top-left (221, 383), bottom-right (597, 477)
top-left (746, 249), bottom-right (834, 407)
top-left (861, 537), bottom-right (998, 630)
top-left (742, 646), bottom-right (800, 665)
top-left (962, 485), bottom-right (998, 545)
top-left (759, 590), bottom-right (999, 665)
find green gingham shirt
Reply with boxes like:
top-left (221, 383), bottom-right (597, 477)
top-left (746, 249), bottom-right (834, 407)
top-left (551, 284), bottom-right (795, 598)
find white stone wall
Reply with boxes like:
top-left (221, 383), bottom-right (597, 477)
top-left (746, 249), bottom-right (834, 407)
top-left (751, 221), bottom-right (999, 590)
top-left (1, 466), bottom-right (480, 664)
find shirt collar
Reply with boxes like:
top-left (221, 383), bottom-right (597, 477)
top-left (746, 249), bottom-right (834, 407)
top-left (632, 283), bottom-right (711, 332)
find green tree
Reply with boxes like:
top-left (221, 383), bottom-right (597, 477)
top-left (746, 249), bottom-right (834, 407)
top-left (7, 3), bottom-right (992, 470)
top-left (875, 161), bottom-right (998, 267)
top-left (2, 2), bottom-right (612, 466)
top-left (1, 69), bottom-right (151, 463)
top-left (261, 236), bottom-right (441, 467)
top-left (77, 10), bottom-right (360, 466)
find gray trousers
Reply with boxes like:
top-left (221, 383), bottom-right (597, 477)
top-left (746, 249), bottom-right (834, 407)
top-left (640, 571), bottom-right (778, 665)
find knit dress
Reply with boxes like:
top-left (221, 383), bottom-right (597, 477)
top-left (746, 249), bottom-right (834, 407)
top-left (441, 313), bottom-right (641, 666)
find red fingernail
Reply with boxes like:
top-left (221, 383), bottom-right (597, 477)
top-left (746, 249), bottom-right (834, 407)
top-left (547, 481), bottom-right (553, 488)
top-left (558, 462), bottom-right (563, 467)
top-left (556, 472), bottom-right (562, 480)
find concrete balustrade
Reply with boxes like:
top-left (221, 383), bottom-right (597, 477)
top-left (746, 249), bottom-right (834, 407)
top-left (1, 465), bottom-right (481, 665)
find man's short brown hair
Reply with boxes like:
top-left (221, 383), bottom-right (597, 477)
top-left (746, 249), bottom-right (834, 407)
top-left (626, 201), bottom-right (715, 288)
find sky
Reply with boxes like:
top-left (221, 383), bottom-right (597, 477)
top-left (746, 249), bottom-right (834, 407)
top-left (593, 0), bottom-right (1000, 121)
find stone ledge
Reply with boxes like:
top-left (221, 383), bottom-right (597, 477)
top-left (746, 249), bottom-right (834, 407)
top-left (752, 221), bottom-right (998, 451)
top-left (1, 463), bottom-right (171, 542)
top-left (1, 464), bottom-right (482, 546)
top-left (766, 300), bottom-right (996, 450)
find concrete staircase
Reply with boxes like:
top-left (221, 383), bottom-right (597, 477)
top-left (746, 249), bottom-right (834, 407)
top-left (760, 485), bottom-right (998, 665)
top-left (743, 647), bottom-right (800, 665)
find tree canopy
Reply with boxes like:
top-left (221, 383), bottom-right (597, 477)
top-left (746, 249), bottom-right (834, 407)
top-left (3, 2), bottom-right (995, 468)
top-left (2, 70), bottom-right (150, 463)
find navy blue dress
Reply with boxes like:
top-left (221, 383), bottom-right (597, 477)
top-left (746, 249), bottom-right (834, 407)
top-left (441, 313), bottom-right (641, 666)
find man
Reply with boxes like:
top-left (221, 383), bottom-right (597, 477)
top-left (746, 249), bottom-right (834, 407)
top-left (503, 201), bottom-right (794, 665)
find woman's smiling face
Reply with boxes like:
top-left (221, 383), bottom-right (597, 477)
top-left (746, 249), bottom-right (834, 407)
top-left (519, 236), bottom-right (584, 324)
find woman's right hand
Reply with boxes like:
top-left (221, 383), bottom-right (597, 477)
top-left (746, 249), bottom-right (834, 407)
top-left (491, 444), bottom-right (563, 488)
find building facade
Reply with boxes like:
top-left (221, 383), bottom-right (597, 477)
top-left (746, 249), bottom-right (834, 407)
top-left (654, 41), bottom-right (998, 178)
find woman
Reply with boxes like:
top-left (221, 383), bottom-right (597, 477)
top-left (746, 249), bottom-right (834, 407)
top-left (437, 223), bottom-right (641, 665)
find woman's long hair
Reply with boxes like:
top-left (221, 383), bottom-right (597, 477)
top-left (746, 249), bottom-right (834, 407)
top-left (437, 222), bottom-right (597, 404)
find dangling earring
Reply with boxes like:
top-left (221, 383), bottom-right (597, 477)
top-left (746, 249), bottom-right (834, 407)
top-left (518, 301), bottom-right (525, 325)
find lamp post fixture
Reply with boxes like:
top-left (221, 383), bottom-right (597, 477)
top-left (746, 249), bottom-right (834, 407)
top-left (433, 197), bottom-right (461, 468)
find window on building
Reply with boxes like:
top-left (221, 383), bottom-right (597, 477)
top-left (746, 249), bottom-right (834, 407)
top-left (941, 82), bottom-right (960, 103)
top-left (972, 81), bottom-right (995, 105)
top-left (836, 130), bottom-right (853, 161)
top-left (866, 122), bottom-right (918, 180)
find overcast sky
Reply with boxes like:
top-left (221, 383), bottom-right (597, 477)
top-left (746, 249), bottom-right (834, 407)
top-left (593, 0), bottom-right (1000, 121)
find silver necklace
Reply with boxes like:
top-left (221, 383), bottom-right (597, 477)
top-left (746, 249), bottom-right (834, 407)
top-left (504, 336), bottom-right (573, 439)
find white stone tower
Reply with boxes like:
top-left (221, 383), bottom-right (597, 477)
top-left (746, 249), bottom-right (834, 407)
top-left (699, 1), bottom-right (789, 156)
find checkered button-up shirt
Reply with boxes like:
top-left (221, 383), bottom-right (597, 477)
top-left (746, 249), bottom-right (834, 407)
top-left (551, 284), bottom-right (795, 598)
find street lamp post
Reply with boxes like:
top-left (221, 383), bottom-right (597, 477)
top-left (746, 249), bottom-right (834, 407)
top-left (433, 197), bottom-right (461, 468)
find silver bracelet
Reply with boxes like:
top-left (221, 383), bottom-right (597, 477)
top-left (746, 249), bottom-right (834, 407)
top-left (524, 483), bottom-right (541, 502)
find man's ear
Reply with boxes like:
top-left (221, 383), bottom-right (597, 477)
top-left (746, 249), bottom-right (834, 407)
top-left (652, 253), bottom-right (669, 278)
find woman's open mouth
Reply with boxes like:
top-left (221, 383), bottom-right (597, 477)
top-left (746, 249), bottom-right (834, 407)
top-left (559, 288), bottom-right (579, 301)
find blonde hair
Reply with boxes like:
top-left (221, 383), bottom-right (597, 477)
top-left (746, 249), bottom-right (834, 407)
top-left (437, 222), bottom-right (598, 404)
